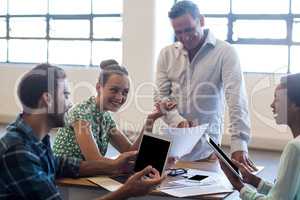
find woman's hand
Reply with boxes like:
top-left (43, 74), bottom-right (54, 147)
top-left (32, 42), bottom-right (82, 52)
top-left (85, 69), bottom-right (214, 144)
top-left (145, 100), bottom-right (177, 132)
top-left (232, 160), bottom-right (261, 188)
top-left (219, 160), bottom-right (244, 191)
top-left (147, 100), bottom-right (177, 120)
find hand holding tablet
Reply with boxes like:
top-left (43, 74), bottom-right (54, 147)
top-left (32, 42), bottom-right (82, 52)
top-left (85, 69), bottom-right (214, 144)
top-left (205, 135), bottom-right (243, 180)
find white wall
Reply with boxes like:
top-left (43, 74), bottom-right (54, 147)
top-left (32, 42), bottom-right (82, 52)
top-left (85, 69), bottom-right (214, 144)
top-left (0, 0), bottom-right (292, 150)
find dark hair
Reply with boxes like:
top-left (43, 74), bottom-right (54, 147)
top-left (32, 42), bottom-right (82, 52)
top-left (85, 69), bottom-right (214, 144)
top-left (18, 63), bottom-right (66, 109)
top-left (281, 73), bottom-right (300, 107)
top-left (168, 0), bottom-right (200, 20)
top-left (98, 59), bottom-right (128, 86)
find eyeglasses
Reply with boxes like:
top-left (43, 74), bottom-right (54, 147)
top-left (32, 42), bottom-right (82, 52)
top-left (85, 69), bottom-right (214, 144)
top-left (167, 168), bottom-right (187, 177)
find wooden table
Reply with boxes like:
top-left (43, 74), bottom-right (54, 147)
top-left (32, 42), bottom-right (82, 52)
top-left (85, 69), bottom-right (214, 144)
top-left (57, 160), bottom-right (240, 200)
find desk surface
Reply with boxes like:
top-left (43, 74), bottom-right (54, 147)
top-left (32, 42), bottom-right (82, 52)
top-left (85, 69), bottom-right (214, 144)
top-left (57, 160), bottom-right (237, 199)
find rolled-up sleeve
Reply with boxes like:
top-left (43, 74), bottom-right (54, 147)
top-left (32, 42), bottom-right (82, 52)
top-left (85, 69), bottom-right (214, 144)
top-left (54, 156), bottom-right (81, 178)
top-left (221, 46), bottom-right (251, 154)
top-left (154, 48), bottom-right (186, 127)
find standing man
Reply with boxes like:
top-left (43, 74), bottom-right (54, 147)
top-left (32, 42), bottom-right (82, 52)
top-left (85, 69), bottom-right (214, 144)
top-left (0, 64), bottom-right (163, 200)
top-left (155, 0), bottom-right (255, 170)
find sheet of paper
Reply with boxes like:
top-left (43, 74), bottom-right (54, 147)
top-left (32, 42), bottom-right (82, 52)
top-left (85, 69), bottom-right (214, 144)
top-left (160, 184), bottom-right (233, 197)
top-left (160, 124), bottom-right (209, 158)
top-left (88, 176), bottom-right (123, 192)
top-left (159, 168), bottom-right (233, 197)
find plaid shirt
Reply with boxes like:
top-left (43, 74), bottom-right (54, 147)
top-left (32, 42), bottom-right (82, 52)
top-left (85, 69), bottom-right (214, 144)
top-left (0, 115), bottom-right (81, 200)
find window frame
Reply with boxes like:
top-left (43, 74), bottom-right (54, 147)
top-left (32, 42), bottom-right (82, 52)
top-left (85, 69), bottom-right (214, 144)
top-left (175, 0), bottom-right (299, 73)
top-left (0, 0), bottom-right (122, 67)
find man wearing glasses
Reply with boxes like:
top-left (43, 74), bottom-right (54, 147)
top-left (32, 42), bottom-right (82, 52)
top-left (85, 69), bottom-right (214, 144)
top-left (154, 0), bottom-right (256, 171)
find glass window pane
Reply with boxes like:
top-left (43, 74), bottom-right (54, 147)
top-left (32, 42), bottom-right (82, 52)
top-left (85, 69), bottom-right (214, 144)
top-left (92, 0), bottom-right (123, 14)
top-left (0, 17), bottom-right (6, 37)
top-left (204, 18), bottom-right (227, 40)
top-left (92, 41), bottom-right (122, 65)
top-left (8, 39), bottom-right (47, 63)
top-left (8, 0), bottom-right (47, 15)
top-left (49, 0), bottom-right (91, 14)
top-left (234, 45), bottom-right (288, 73)
top-left (232, 0), bottom-right (289, 14)
top-left (50, 20), bottom-right (90, 38)
top-left (49, 40), bottom-right (91, 65)
top-left (191, 0), bottom-right (229, 14)
top-left (93, 17), bottom-right (122, 38)
top-left (0, 39), bottom-right (7, 62)
top-left (10, 17), bottom-right (46, 37)
top-left (233, 20), bottom-right (286, 40)
top-left (292, 19), bottom-right (300, 42)
top-left (290, 46), bottom-right (300, 73)
top-left (292, 0), bottom-right (300, 14)
top-left (0, 0), bottom-right (7, 15)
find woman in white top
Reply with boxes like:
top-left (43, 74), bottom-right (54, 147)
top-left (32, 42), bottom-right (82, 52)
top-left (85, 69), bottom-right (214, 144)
top-left (221, 73), bottom-right (300, 200)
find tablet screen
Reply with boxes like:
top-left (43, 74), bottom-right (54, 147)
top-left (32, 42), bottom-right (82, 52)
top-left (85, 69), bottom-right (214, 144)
top-left (134, 134), bottom-right (171, 175)
top-left (208, 137), bottom-right (239, 173)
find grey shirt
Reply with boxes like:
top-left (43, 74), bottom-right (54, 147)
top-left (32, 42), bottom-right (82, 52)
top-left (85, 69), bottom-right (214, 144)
top-left (154, 29), bottom-right (251, 161)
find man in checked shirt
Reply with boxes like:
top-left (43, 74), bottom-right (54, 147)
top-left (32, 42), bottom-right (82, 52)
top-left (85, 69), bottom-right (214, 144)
top-left (0, 63), bottom-right (163, 200)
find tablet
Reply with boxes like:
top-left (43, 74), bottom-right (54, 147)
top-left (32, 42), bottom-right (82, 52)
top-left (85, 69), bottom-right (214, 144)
top-left (134, 133), bottom-right (171, 176)
top-left (206, 135), bottom-right (243, 180)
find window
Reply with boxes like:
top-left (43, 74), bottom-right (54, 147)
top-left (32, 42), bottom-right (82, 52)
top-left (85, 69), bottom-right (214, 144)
top-left (177, 0), bottom-right (300, 73)
top-left (0, 0), bottom-right (123, 66)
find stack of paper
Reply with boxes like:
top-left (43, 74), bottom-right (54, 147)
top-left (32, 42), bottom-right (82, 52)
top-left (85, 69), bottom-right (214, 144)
top-left (159, 169), bottom-right (233, 197)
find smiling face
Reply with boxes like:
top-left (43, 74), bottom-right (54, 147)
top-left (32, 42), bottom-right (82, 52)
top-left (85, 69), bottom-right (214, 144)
top-left (98, 74), bottom-right (129, 112)
top-left (270, 84), bottom-right (288, 125)
top-left (171, 13), bottom-right (204, 51)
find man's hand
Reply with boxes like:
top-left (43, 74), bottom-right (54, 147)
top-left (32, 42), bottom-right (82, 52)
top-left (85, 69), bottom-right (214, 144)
top-left (120, 166), bottom-right (165, 198)
top-left (147, 100), bottom-right (176, 121)
top-left (219, 160), bottom-right (244, 191)
top-left (145, 100), bottom-right (177, 132)
top-left (177, 120), bottom-right (194, 128)
top-left (114, 151), bottom-right (137, 174)
top-left (231, 151), bottom-right (257, 172)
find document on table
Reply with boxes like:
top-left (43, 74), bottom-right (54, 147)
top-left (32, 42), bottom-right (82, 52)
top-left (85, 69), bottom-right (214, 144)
top-left (159, 169), bottom-right (233, 197)
top-left (88, 176), bottom-right (123, 192)
top-left (160, 124), bottom-right (209, 158)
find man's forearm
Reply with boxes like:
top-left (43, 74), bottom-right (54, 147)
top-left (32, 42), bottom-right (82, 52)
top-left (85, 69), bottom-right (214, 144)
top-left (79, 158), bottom-right (117, 177)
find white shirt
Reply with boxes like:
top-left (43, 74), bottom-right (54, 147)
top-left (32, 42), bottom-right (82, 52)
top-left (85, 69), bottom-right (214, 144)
top-left (154, 29), bottom-right (251, 160)
top-left (240, 135), bottom-right (300, 200)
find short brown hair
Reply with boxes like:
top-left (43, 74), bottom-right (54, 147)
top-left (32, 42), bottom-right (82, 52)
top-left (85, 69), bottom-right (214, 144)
top-left (17, 63), bottom-right (66, 109)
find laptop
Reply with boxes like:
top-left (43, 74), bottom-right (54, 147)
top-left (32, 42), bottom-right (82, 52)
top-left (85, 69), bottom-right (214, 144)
top-left (112, 133), bottom-right (172, 183)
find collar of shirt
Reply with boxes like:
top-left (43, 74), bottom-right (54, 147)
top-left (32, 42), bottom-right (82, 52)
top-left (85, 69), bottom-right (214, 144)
top-left (174, 29), bottom-right (217, 58)
top-left (6, 114), bottom-right (51, 152)
top-left (87, 96), bottom-right (106, 123)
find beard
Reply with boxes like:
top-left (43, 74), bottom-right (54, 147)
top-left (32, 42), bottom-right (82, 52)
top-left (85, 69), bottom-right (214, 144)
top-left (47, 113), bottom-right (65, 128)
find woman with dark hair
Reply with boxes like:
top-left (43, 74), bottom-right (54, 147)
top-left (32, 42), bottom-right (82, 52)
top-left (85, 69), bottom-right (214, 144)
top-left (53, 59), bottom-right (175, 161)
top-left (221, 73), bottom-right (300, 199)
